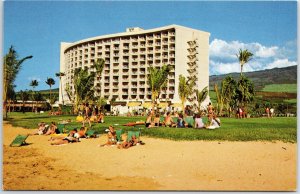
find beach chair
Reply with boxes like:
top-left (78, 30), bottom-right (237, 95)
top-left (184, 116), bottom-right (195, 128)
top-left (171, 117), bottom-right (178, 123)
top-left (10, 134), bottom-right (29, 147)
top-left (160, 116), bottom-right (165, 123)
top-left (126, 131), bottom-right (141, 142)
top-left (85, 129), bottom-right (96, 138)
top-left (57, 124), bottom-right (66, 134)
top-left (116, 129), bottom-right (123, 142)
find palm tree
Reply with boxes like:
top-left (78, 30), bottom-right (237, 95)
top-left (56, 72), bottom-right (65, 105)
top-left (222, 76), bottom-right (237, 117)
top-left (92, 58), bottom-right (105, 100)
top-left (19, 90), bottom-right (30, 113)
top-left (236, 49), bottom-right (253, 76)
top-left (195, 86), bottom-right (208, 113)
top-left (178, 75), bottom-right (196, 112)
top-left (30, 80), bottom-right (39, 112)
top-left (73, 68), bottom-right (95, 113)
top-left (236, 75), bottom-right (255, 107)
top-left (3, 46), bottom-right (32, 118)
top-left (45, 77), bottom-right (55, 102)
top-left (147, 64), bottom-right (172, 111)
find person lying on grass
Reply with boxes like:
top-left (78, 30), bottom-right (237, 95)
top-left (99, 126), bottom-right (117, 147)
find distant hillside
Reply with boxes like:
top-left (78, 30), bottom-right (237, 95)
top-left (209, 65), bottom-right (297, 91)
top-left (38, 88), bottom-right (59, 94)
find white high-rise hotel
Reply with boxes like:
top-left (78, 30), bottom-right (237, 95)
top-left (60, 24), bottom-right (210, 106)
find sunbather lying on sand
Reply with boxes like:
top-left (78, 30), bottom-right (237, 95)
top-left (117, 135), bottom-right (145, 149)
top-left (74, 127), bottom-right (87, 138)
top-left (118, 135), bottom-right (138, 149)
top-left (49, 136), bottom-right (80, 145)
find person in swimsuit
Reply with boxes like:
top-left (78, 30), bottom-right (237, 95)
top-left (99, 126), bottom-right (117, 147)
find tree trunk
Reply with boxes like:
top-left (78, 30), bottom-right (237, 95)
top-left (60, 78), bottom-right (64, 105)
top-left (240, 63), bottom-right (244, 77)
top-left (50, 86), bottom-right (53, 112)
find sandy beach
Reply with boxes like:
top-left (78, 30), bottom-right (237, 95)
top-left (2, 122), bottom-right (297, 191)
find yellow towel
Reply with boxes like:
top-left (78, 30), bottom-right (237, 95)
top-left (76, 116), bottom-right (84, 122)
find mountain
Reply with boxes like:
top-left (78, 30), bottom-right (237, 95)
top-left (209, 65), bottom-right (297, 91)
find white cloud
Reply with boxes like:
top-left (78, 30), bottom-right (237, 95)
top-left (265, 59), bottom-right (297, 69)
top-left (254, 45), bottom-right (278, 58)
top-left (209, 39), bottom-right (297, 75)
top-left (210, 61), bottom-right (240, 75)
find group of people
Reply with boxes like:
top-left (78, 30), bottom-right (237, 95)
top-left (99, 125), bottom-right (145, 149)
top-left (265, 107), bottom-right (275, 118)
top-left (144, 103), bottom-right (221, 129)
top-left (236, 106), bottom-right (248, 119)
top-left (32, 121), bottom-right (143, 149)
top-left (31, 122), bottom-right (59, 136)
top-left (48, 127), bottom-right (88, 145)
top-left (76, 103), bottom-right (105, 127)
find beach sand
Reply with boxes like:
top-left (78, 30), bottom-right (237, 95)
top-left (2, 122), bottom-right (297, 191)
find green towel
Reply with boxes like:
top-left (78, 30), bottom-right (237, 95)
top-left (10, 134), bottom-right (29, 147)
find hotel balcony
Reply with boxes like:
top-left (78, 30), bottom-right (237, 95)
top-left (188, 50), bottom-right (198, 55)
top-left (187, 68), bottom-right (197, 73)
top-left (187, 62), bottom-right (197, 67)
top-left (188, 55), bottom-right (196, 59)
top-left (187, 40), bottom-right (197, 46)
top-left (189, 57), bottom-right (198, 62)
top-left (147, 36), bottom-right (153, 40)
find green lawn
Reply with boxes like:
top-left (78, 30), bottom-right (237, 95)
top-left (284, 99), bottom-right (297, 104)
top-left (4, 112), bottom-right (297, 143)
top-left (262, 84), bottom-right (297, 93)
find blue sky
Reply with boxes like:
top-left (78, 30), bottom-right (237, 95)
top-left (4, 1), bottom-right (297, 91)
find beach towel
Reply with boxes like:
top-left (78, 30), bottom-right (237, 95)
top-left (122, 122), bottom-right (144, 126)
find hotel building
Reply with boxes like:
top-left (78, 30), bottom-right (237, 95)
top-left (60, 24), bottom-right (210, 106)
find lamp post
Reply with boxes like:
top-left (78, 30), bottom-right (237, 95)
top-left (56, 72), bottom-right (65, 106)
